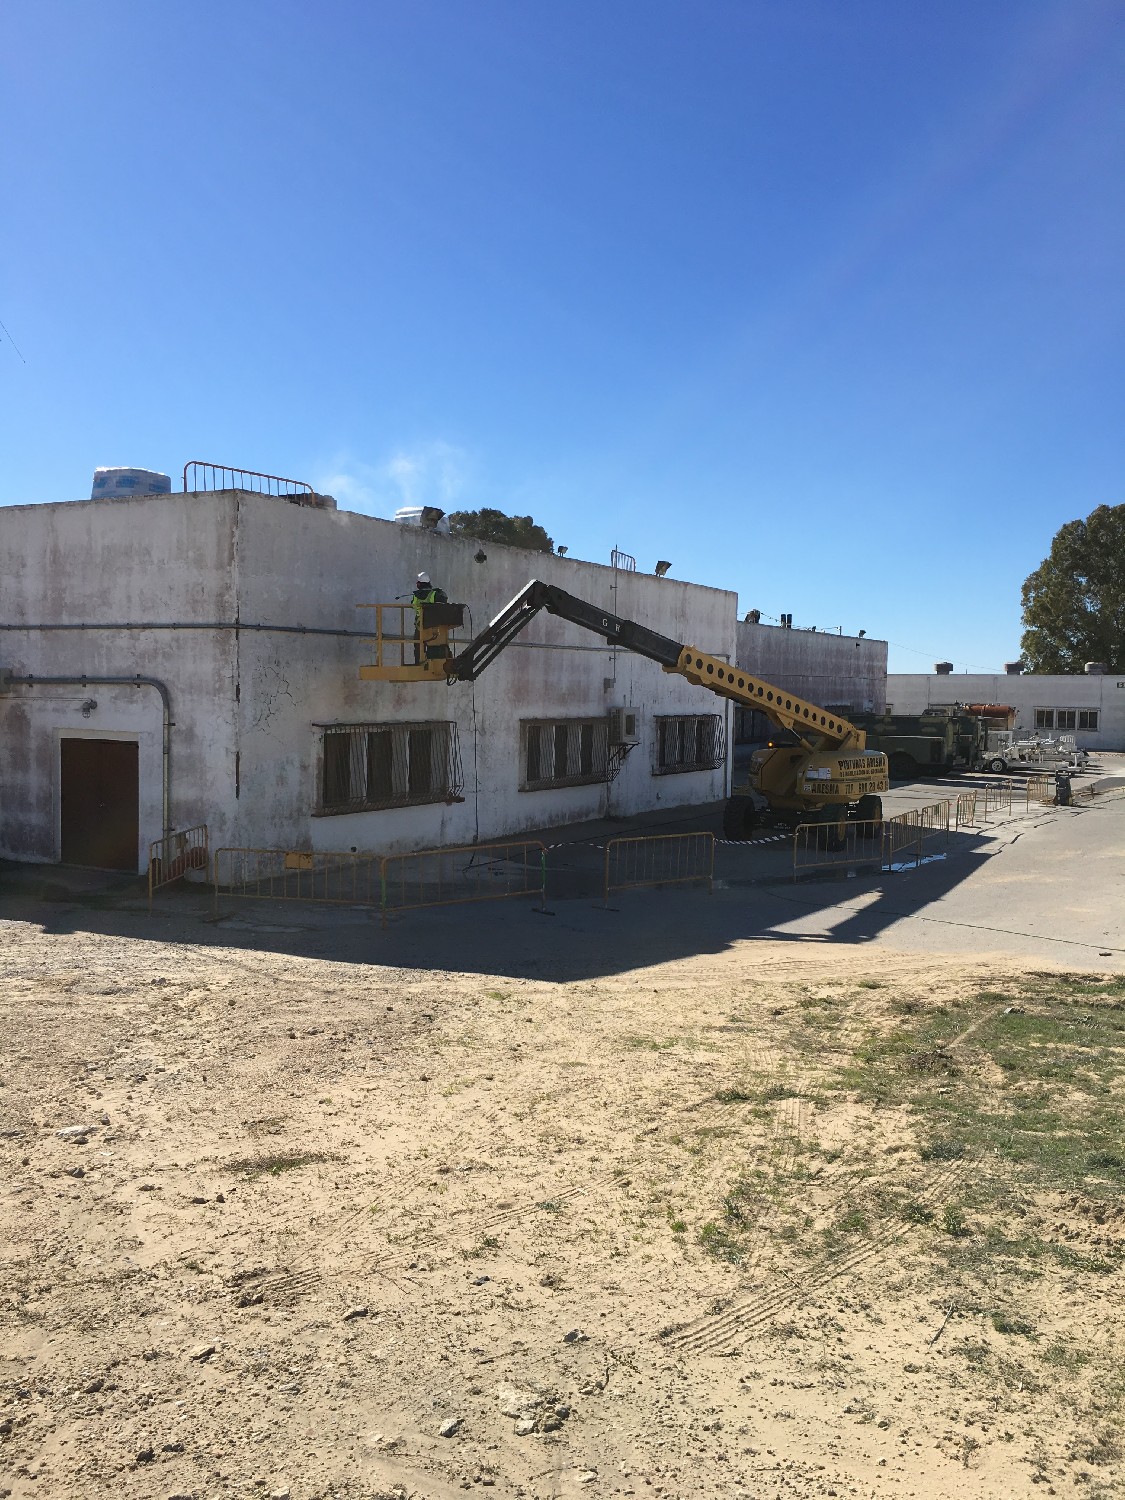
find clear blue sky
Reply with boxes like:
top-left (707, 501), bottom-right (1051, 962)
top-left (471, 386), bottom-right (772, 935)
top-left (2, 1), bottom-right (1122, 672)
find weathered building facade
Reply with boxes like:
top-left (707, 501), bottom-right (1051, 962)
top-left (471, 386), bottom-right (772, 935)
top-left (733, 619), bottom-right (887, 741)
top-left (0, 491), bottom-right (736, 872)
top-left (887, 672), bottom-right (1125, 752)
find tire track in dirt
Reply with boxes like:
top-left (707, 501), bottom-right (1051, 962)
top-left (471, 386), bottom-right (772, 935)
top-left (661, 1153), bottom-right (973, 1356)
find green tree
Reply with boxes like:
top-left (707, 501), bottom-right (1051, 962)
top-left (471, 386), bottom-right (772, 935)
top-left (1020, 503), bottom-right (1125, 672)
top-left (447, 507), bottom-right (554, 552)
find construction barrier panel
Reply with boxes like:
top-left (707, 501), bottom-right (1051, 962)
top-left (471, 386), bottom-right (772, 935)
top-left (380, 840), bottom-right (547, 924)
top-left (977, 782), bottom-right (1013, 820)
top-left (792, 820), bottom-right (883, 879)
top-left (954, 791), bottom-right (978, 829)
top-left (1025, 774), bottom-right (1053, 809)
top-left (149, 824), bottom-right (209, 909)
top-left (794, 801), bottom-right (954, 880)
top-left (214, 847), bottom-right (381, 909)
top-left (604, 831), bottom-right (715, 904)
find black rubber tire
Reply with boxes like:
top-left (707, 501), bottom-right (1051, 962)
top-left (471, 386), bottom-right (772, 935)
top-left (722, 798), bottom-right (759, 840)
top-left (854, 793), bottom-right (883, 837)
top-left (821, 804), bottom-right (847, 852)
top-left (889, 752), bottom-right (915, 781)
top-left (987, 757), bottom-right (1007, 774)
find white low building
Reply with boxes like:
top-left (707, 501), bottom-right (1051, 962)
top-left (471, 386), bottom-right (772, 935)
top-left (0, 489), bottom-right (737, 872)
top-left (887, 670), bottom-right (1125, 752)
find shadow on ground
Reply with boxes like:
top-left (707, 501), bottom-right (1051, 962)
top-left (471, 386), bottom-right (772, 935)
top-left (0, 824), bottom-right (1001, 983)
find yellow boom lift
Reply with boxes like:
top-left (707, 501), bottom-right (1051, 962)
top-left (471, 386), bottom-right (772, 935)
top-left (360, 580), bottom-right (888, 845)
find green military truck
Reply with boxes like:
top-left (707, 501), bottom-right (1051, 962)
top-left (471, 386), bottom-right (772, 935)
top-left (851, 706), bottom-right (986, 780)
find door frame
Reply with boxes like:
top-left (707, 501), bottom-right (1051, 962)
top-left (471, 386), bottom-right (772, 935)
top-left (56, 729), bottom-right (143, 872)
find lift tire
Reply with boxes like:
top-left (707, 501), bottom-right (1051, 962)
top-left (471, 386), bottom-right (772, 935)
top-left (854, 794), bottom-right (883, 837)
top-left (821, 804), bottom-right (847, 852)
top-left (722, 799), bottom-right (759, 840)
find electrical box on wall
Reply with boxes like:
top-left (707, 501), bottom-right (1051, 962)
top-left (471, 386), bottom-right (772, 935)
top-left (608, 706), bottom-right (641, 745)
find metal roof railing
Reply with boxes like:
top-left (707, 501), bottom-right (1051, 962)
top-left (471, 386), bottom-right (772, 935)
top-left (183, 462), bottom-right (314, 498)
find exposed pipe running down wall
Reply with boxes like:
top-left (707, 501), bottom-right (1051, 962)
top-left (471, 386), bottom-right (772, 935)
top-left (6, 675), bottom-right (173, 841)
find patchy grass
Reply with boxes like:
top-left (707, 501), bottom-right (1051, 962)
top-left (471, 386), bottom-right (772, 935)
top-left (699, 1221), bottom-right (744, 1264)
top-left (227, 1150), bottom-right (333, 1179)
top-left (833, 979), bottom-right (1125, 1203)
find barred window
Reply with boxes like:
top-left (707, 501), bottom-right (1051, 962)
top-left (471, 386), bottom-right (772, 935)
top-left (521, 718), bottom-right (608, 790)
top-left (1034, 708), bottom-right (1054, 730)
top-left (1078, 709), bottom-right (1099, 731)
top-left (654, 714), bottom-right (726, 774)
top-left (1056, 709), bottom-right (1077, 731)
top-left (318, 721), bottom-right (462, 813)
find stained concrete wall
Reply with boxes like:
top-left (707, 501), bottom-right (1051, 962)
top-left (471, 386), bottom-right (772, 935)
top-left (887, 673), bottom-right (1125, 752)
top-left (1, 491), bottom-right (736, 868)
top-left (0, 492), bottom-right (238, 868)
top-left (735, 621), bottom-right (887, 719)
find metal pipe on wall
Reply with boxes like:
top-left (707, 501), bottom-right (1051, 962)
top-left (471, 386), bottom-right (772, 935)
top-left (6, 675), bottom-right (173, 841)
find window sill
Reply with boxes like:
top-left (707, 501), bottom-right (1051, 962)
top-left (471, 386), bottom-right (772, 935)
top-left (520, 776), bottom-right (605, 792)
top-left (652, 763), bottom-right (724, 776)
top-left (314, 792), bottom-right (463, 817)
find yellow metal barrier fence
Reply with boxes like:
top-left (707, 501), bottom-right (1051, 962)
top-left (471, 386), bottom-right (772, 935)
top-left (793, 801), bottom-right (955, 880)
top-left (214, 847), bottom-right (381, 910)
top-left (1025, 774), bottom-right (1052, 809)
top-left (792, 819), bottom-right (883, 879)
top-left (955, 791), bottom-right (978, 828)
top-left (148, 824), bottom-right (209, 909)
top-left (977, 782), bottom-right (1013, 820)
top-left (604, 831), bottom-right (715, 904)
top-left (380, 840), bottom-right (547, 924)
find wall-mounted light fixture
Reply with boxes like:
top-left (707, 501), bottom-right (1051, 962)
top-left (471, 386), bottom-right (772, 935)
top-left (557, 545), bottom-right (568, 556)
top-left (654, 560), bottom-right (672, 577)
top-left (858, 629), bottom-right (866, 638)
top-left (81, 698), bottom-right (98, 718)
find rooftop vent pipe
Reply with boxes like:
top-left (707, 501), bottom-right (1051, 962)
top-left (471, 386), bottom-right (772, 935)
top-left (934, 661), bottom-right (953, 675)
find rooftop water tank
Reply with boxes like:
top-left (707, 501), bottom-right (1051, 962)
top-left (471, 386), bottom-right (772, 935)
top-left (91, 467), bottom-right (172, 500)
top-left (394, 505), bottom-right (451, 534)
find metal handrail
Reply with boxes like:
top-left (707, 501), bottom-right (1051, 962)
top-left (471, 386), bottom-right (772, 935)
top-left (183, 462), bottom-right (313, 498)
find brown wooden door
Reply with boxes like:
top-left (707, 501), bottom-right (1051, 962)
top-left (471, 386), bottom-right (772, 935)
top-left (60, 739), bottom-right (139, 870)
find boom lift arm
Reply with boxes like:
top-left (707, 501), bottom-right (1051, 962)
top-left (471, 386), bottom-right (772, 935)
top-left (447, 579), bottom-right (867, 755)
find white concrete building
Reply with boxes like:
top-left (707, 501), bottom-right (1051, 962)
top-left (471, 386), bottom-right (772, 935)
top-left (734, 619), bottom-right (887, 741)
top-left (0, 490), bottom-right (736, 872)
top-left (887, 671), bottom-right (1125, 752)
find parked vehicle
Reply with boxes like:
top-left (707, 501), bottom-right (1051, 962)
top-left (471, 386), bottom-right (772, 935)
top-left (851, 707), bottom-right (986, 780)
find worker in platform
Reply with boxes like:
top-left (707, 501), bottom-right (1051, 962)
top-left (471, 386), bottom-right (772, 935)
top-left (411, 571), bottom-right (448, 662)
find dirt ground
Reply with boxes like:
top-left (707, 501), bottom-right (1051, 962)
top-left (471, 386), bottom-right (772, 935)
top-left (2, 889), bottom-right (1123, 1500)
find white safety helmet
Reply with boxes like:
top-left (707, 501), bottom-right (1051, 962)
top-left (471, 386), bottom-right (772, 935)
top-left (416, 571), bottom-right (430, 586)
